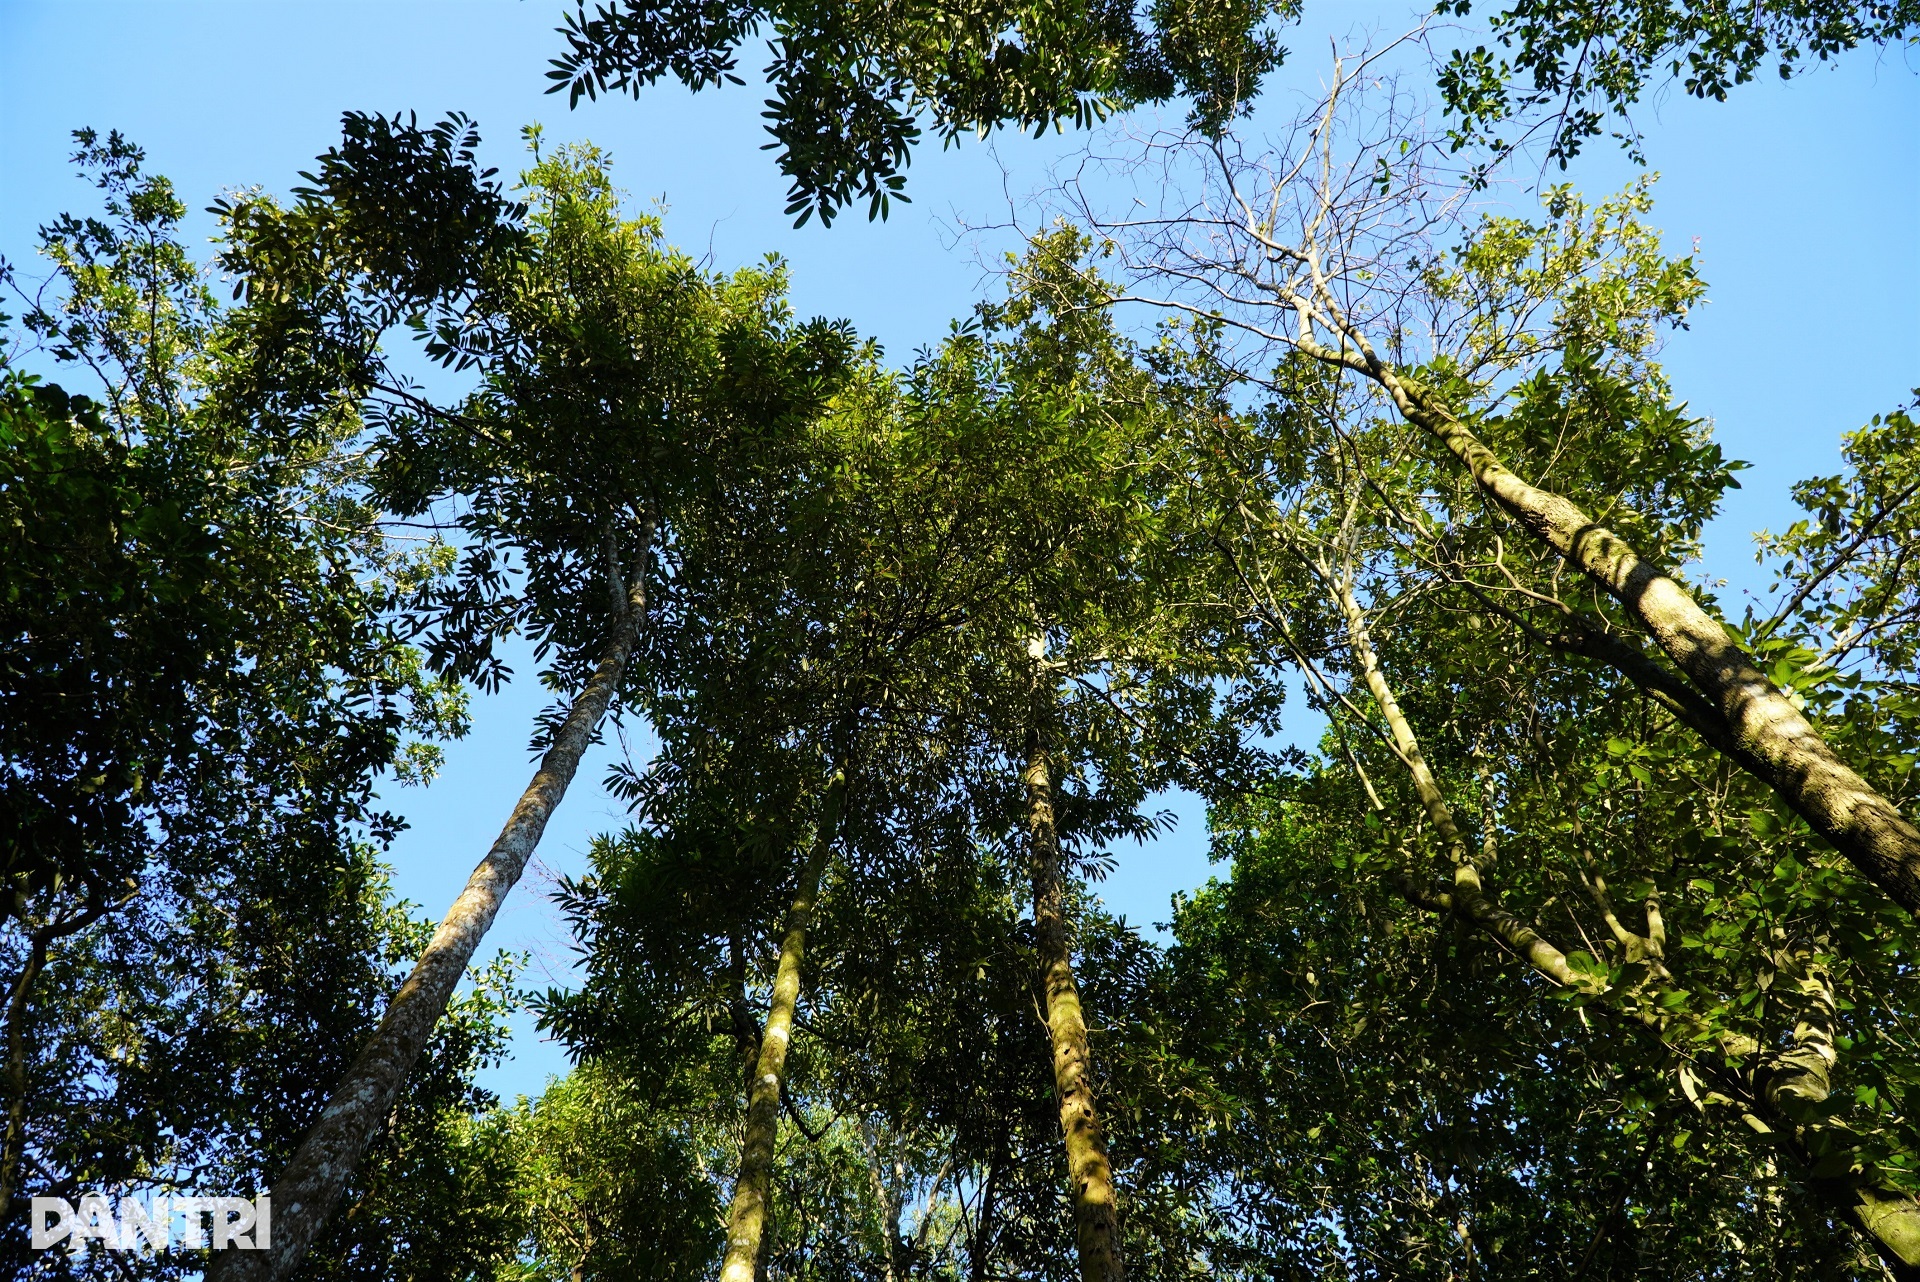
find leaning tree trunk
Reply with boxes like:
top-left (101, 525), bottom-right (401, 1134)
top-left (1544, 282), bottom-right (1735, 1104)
top-left (718, 768), bottom-right (847, 1282)
top-left (1329, 561), bottom-right (1920, 1272)
top-left (1327, 567), bottom-right (1587, 987)
top-left (211, 533), bottom-right (652, 1282)
top-left (1022, 701), bottom-right (1125, 1282)
top-left (1343, 352), bottom-right (1920, 916)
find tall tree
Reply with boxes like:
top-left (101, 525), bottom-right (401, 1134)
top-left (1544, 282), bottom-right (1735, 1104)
top-left (1171, 179), bottom-right (1920, 1267)
top-left (538, 233), bottom-right (1252, 1282)
top-left (1064, 60), bottom-right (1920, 923)
top-left (204, 120), bottom-right (854, 1281)
top-left (885, 237), bottom-right (1249, 1282)
top-left (0, 132), bottom-right (523, 1280)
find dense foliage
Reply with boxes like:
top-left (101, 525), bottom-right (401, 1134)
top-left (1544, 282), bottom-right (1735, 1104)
top-left (547, 0), bottom-right (1298, 223)
top-left (0, 135), bottom-right (514, 1280)
top-left (4, 7), bottom-right (1916, 1282)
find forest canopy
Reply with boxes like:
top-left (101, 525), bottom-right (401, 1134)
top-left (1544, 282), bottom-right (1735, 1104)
top-left (2, 3), bottom-right (1917, 1281)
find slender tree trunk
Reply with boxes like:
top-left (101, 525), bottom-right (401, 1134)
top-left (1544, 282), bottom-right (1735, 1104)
top-left (212, 529), bottom-right (652, 1282)
top-left (1328, 569), bottom-right (1589, 989)
top-left (1361, 360), bottom-right (1920, 915)
top-left (719, 770), bottom-right (846, 1282)
top-left (914, 1154), bottom-right (958, 1257)
top-left (1023, 706), bottom-right (1125, 1282)
top-left (570, 1217), bottom-right (596, 1282)
top-left (858, 1120), bottom-right (903, 1282)
top-left (968, 1138), bottom-right (1004, 1282)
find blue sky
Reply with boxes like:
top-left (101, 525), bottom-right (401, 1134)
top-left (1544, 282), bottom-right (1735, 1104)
top-left (3, 0), bottom-right (1915, 1102)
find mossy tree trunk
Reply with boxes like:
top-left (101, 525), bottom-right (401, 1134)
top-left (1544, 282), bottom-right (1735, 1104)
top-left (1023, 701), bottom-right (1125, 1282)
top-left (1328, 559), bottom-right (1920, 1274)
top-left (719, 769), bottom-right (847, 1282)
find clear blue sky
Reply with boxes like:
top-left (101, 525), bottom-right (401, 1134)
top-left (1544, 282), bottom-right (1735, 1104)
top-left (3, 0), bottom-right (1915, 1102)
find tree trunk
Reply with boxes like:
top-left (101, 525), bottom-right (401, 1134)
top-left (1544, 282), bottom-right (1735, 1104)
top-left (1849, 1190), bottom-right (1920, 1279)
top-left (1328, 569), bottom-right (1589, 989)
top-left (718, 769), bottom-right (846, 1282)
top-left (1754, 961), bottom-right (1920, 1276)
top-left (1366, 363), bottom-right (1920, 915)
top-left (0, 930), bottom-right (51, 1222)
top-left (1331, 564), bottom-right (1920, 1272)
top-left (968, 1138), bottom-right (1004, 1282)
top-left (211, 531), bottom-right (652, 1282)
top-left (1023, 710), bottom-right (1125, 1282)
top-left (858, 1120), bottom-right (904, 1282)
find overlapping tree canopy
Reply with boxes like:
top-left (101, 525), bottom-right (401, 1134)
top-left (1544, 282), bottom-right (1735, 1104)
top-left (4, 5), bottom-right (1918, 1281)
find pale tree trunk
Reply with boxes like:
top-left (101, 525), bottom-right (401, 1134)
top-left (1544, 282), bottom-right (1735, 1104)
top-left (1756, 959), bottom-right (1920, 1277)
top-left (1023, 684), bottom-right (1125, 1282)
top-left (1327, 568), bottom-right (1589, 989)
top-left (1330, 566), bottom-right (1920, 1272)
top-left (1852, 1190), bottom-right (1920, 1279)
top-left (1342, 352), bottom-right (1920, 916)
top-left (1173, 67), bottom-right (1918, 909)
top-left (718, 769), bottom-right (847, 1282)
top-left (212, 527), bottom-right (652, 1282)
top-left (857, 1120), bottom-right (905, 1282)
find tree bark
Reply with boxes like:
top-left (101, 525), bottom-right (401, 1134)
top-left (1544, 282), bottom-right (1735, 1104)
top-left (0, 930), bottom-right (50, 1223)
top-left (1849, 1190), bottom-right (1920, 1280)
top-left (1754, 961), bottom-right (1920, 1276)
top-left (858, 1120), bottom-right (904, 1282)
top-left (968, 1137), bottom-right (1004, 1282)
top-left (210, 528), bottom-right (652, 1282)
top-left (1332, 566), bottom-right (1920, 1271)
top-left (718, 769), bottom-right (846, 1282)
top-left (1328, 569), bottom-right (1592, 990)
top-left (1359, 358), bottom-right (1920, 915)
top-left (1023, 708), bottom-right (1125, 1282)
